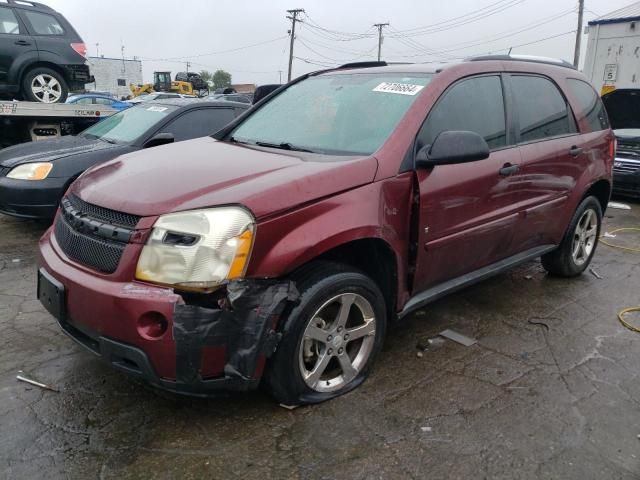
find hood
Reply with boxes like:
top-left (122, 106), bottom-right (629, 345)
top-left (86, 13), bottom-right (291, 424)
top-left (602, 89), bottom-right (640, 130)
top-left (613, 128), bottom-right (640, 140)
top-left (0, 135), bottom-right (124, 169)
top-left (71, 137), bottom-right (378, 219)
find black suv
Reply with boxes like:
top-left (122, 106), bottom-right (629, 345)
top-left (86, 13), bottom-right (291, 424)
top-left (0, 0), bottom-right (92, 103)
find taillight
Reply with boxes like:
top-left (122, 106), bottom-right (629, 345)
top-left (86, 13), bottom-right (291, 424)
top-left (70, 43), bottom-right (87, 58)
top-left (609, 136), bottom-right (617, 160)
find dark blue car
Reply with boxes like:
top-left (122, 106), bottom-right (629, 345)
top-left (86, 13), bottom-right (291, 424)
top-left (66, 93), bottom-right (130, 110)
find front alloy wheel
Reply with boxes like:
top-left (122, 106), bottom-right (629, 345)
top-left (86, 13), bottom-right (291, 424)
top-left (264, 262), bottom-right (387, 405)
top-left (299, 293), bottom-right (376, 393)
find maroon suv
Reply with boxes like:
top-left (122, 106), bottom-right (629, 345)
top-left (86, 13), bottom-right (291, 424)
top-left (37, 57), bottom-right (615, 404)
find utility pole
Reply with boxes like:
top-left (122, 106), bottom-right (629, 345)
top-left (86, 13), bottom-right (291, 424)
top-left (374, 23), bottom-right (389, 62)
top-left (286, 8), bottom-right (304, 82)
top-left (573, 0), bottom-right (584, 67)
top-left (186, 61), bottom-right (191, 73)
top-left (96, 42), bottom-right (100, 57)
top-left (278, 70), bottom-right (283, 83)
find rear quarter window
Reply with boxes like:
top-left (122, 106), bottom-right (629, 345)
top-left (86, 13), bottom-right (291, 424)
top-left (22, 10), bottom-right (64, 35)
top-left (566, 79), bottom-right (610, 132)
top-left (0, 6), bottom-right (20, 34)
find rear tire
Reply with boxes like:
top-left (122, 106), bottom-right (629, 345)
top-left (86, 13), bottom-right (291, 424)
top-left (22, 67), bottom-right (69, 103)
top-left (541, 196), bottom-right (602, 277)
top-left (264, 262), bottom-right (387, 405)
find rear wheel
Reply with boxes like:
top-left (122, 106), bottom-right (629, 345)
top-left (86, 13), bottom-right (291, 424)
top-left (542, 196), bottom-right (602, 277)
top-left (22, 67), bottom-right (69, 103)
top-left (264, 262), bottom-right (386, 405)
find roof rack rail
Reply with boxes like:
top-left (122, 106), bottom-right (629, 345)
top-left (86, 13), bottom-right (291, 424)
top-left (5, 0), bottom-right (53, 9)
top-left (468, 54), bottom-right (575, 70)
top-left (337, 61), bottom-right (387, 69)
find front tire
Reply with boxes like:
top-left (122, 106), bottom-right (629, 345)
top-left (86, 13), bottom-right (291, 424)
top-left (264, 262), bottom-right (387, 405)
top-left (542, 196), bottom-right (602, 277)
top-left (22, 67), bottom-right (69, 103)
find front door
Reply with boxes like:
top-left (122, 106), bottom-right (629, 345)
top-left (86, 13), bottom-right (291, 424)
top-left (0, 6), bottom-right (35, 88)
top-left (412, 74), bottom-right (524, 293)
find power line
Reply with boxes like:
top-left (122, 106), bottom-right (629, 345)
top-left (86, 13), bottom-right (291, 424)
top-left (385, 7), bottom-right (576, 59)
top-left (140, 36), bottom-right (288, 62)
top-left (390, 0), bottom-right (527, 36)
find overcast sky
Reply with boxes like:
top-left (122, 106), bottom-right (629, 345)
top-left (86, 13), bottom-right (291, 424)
top-left (45, 0), bottom-right (634, 86)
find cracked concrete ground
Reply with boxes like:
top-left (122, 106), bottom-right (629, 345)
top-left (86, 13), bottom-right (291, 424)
top-left (1, 201), bottom-right (640, 479)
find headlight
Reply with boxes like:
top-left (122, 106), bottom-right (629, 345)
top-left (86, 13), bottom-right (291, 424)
top-left (7, 162), bottom-right (53, 180)
top-left (135, 207), bottom-right (255, 290)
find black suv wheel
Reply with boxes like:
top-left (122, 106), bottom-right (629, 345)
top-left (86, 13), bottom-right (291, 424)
top-left (22, 67), bottom-right (69, 103)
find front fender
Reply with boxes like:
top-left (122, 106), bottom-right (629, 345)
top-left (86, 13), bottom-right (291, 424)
top-left (246, 174), bottom-right (415, 306)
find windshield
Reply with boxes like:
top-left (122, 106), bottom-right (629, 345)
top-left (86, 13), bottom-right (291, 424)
top-left (81, 104), bottom-right (177, 144)
top-left (230, 72), bottom-right (433, 155)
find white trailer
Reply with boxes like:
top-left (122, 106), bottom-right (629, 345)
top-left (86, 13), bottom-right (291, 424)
top-left (0, 101), bottom-right (117, 149)
top-left (583, 2), bottom-right (640, 95)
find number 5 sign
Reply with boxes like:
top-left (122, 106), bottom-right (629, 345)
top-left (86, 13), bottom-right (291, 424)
top-left (603, 64), bottom-right (618, 83)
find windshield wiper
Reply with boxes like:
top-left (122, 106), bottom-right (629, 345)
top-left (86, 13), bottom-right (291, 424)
top-left (100, 138), bottom-right (118, 145)
top-left (255, 141), bottom-right (313, 153)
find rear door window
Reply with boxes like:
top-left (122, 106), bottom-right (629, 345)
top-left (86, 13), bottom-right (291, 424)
top-left (566, 79), bottom-right (610, 131)
top-left (418, 75), bottom-right (507, 150)
top-left (161, 108), bottom-right (237, 141)
top-left (95, 97), bottom-right (115, 106)
top-left (511, 75), bottom-right (576, 142)
top-left (22, 11), bottom-right (64, 35)
top-left (0, 7), bottom-right (20, 34)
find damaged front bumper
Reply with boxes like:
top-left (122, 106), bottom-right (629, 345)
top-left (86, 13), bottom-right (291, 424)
top-left (38, 232), bottom-right (298, 395)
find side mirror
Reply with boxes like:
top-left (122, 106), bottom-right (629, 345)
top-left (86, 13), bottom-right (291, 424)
top-left (416, 130), bottom-right (490, 168)
top-left (143, 132), bottom-right (175, 149)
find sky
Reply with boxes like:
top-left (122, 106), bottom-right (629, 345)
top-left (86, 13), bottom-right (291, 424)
top-left (44, 0), bottom-right (636, 86)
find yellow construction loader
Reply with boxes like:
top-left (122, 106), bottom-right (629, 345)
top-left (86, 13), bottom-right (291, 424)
top-left (129, 71), bottom-right (209, 98)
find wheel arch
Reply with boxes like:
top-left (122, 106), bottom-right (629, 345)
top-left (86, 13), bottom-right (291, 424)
top-left (288, 236), bottom-right (400, 322)
top-left (20, 61), bottom-right (69, 85)
top-left (583, 178), bottom-right (611, 213)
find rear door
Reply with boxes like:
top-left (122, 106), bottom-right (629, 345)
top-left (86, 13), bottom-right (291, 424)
top-left (508, 74), bottom-right (582, 252)
top-left (412, 74), bottom-right (524, 292)
top-left (0, 5), bottom-right (36, 87)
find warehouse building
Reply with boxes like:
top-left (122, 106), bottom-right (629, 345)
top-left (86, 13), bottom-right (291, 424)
top-left (584, 2), bottom-right (640, 94)
top-left (86, 56), bottom-right (143, 99)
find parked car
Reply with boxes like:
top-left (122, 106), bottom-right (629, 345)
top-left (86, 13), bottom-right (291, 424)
top-left (126, 92), bottom-right (193, 105)
top-left (208, 93), bottom-right (252, 104)
top-left (0, 0), bottom-right (92, 103)
top-left (66, 93), bottom-right (130, 110)
top-left (601, 88), bottom-right (640, 198)
top-left (37, 57), bottom-right (614, 404)
top-left (0, 99), bottom-right (248, 218)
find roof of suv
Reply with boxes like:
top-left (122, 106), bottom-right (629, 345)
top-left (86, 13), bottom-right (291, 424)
top-left (319, 56), bottom-right (576, 77)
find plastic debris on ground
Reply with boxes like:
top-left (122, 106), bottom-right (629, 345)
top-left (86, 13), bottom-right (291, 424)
top-left (589, 268), bottom-right (603, 279)
top-left (439, 329), bottom-right (477, 347)
top-left (16, 372), bottom-right (59, 392)
top-left (608, 202), bottom-right (632, 210)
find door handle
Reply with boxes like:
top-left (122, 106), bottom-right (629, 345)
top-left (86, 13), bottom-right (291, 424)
top-left (14, 40), bottom-right (31, 46)
top-left (569, 145), bottom-right (583, 157)
top-left (499, 163), bottom-right (519, 176)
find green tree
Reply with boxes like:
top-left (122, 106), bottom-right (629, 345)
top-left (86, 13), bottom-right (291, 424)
top-left (199, 70), bottom-right (213, 87)
top-left (212, 69), bottom-right (232, 90)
